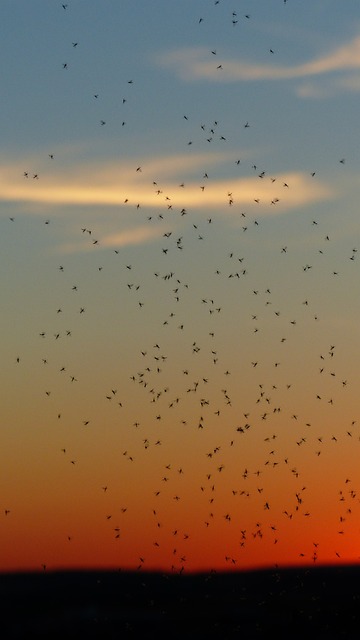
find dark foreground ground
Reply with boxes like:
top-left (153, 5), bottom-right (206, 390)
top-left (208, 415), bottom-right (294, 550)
top-left (1, 565), bottom-right (360, 638)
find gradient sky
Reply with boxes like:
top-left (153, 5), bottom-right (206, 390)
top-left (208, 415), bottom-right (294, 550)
top-left (2, 0), bottom-right (360, 574)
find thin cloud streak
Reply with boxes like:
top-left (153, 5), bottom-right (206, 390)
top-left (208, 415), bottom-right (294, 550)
top-left (58, 226), bottom-right (163, 254)
top-left (0, 156), bottom-right (334, 213)
top-left (0, 152), bottom-right (237, 207)
top-left (296, 73), bottom-right (360, 98)
top-left (156, 35), bottom-right (360, 83)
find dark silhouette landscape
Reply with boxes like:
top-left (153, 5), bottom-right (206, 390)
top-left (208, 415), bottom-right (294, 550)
top-left (2, 564), bottom-right (360, 638)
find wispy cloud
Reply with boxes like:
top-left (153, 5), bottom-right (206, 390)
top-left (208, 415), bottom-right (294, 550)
top-left (0, 153), bottom-right (334, 216)
top-left (58, 226), bottom-right (163, 254)
top-left (0, 152), bottom-right (234, 208)
top-left (296, 73), bottom-right (360, 98)
top-left (155, 35), bottom-right (360, 90)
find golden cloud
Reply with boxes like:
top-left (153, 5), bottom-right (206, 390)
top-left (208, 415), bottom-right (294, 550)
top-left (0, 154), bottom-right (333, 214)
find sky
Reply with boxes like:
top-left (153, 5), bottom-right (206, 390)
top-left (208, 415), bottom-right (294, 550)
top-left (1, 0), bottom-right (360, 574)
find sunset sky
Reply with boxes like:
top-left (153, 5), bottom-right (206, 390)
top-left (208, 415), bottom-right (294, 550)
top-left (2, 0), bottom-right (360, 574)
